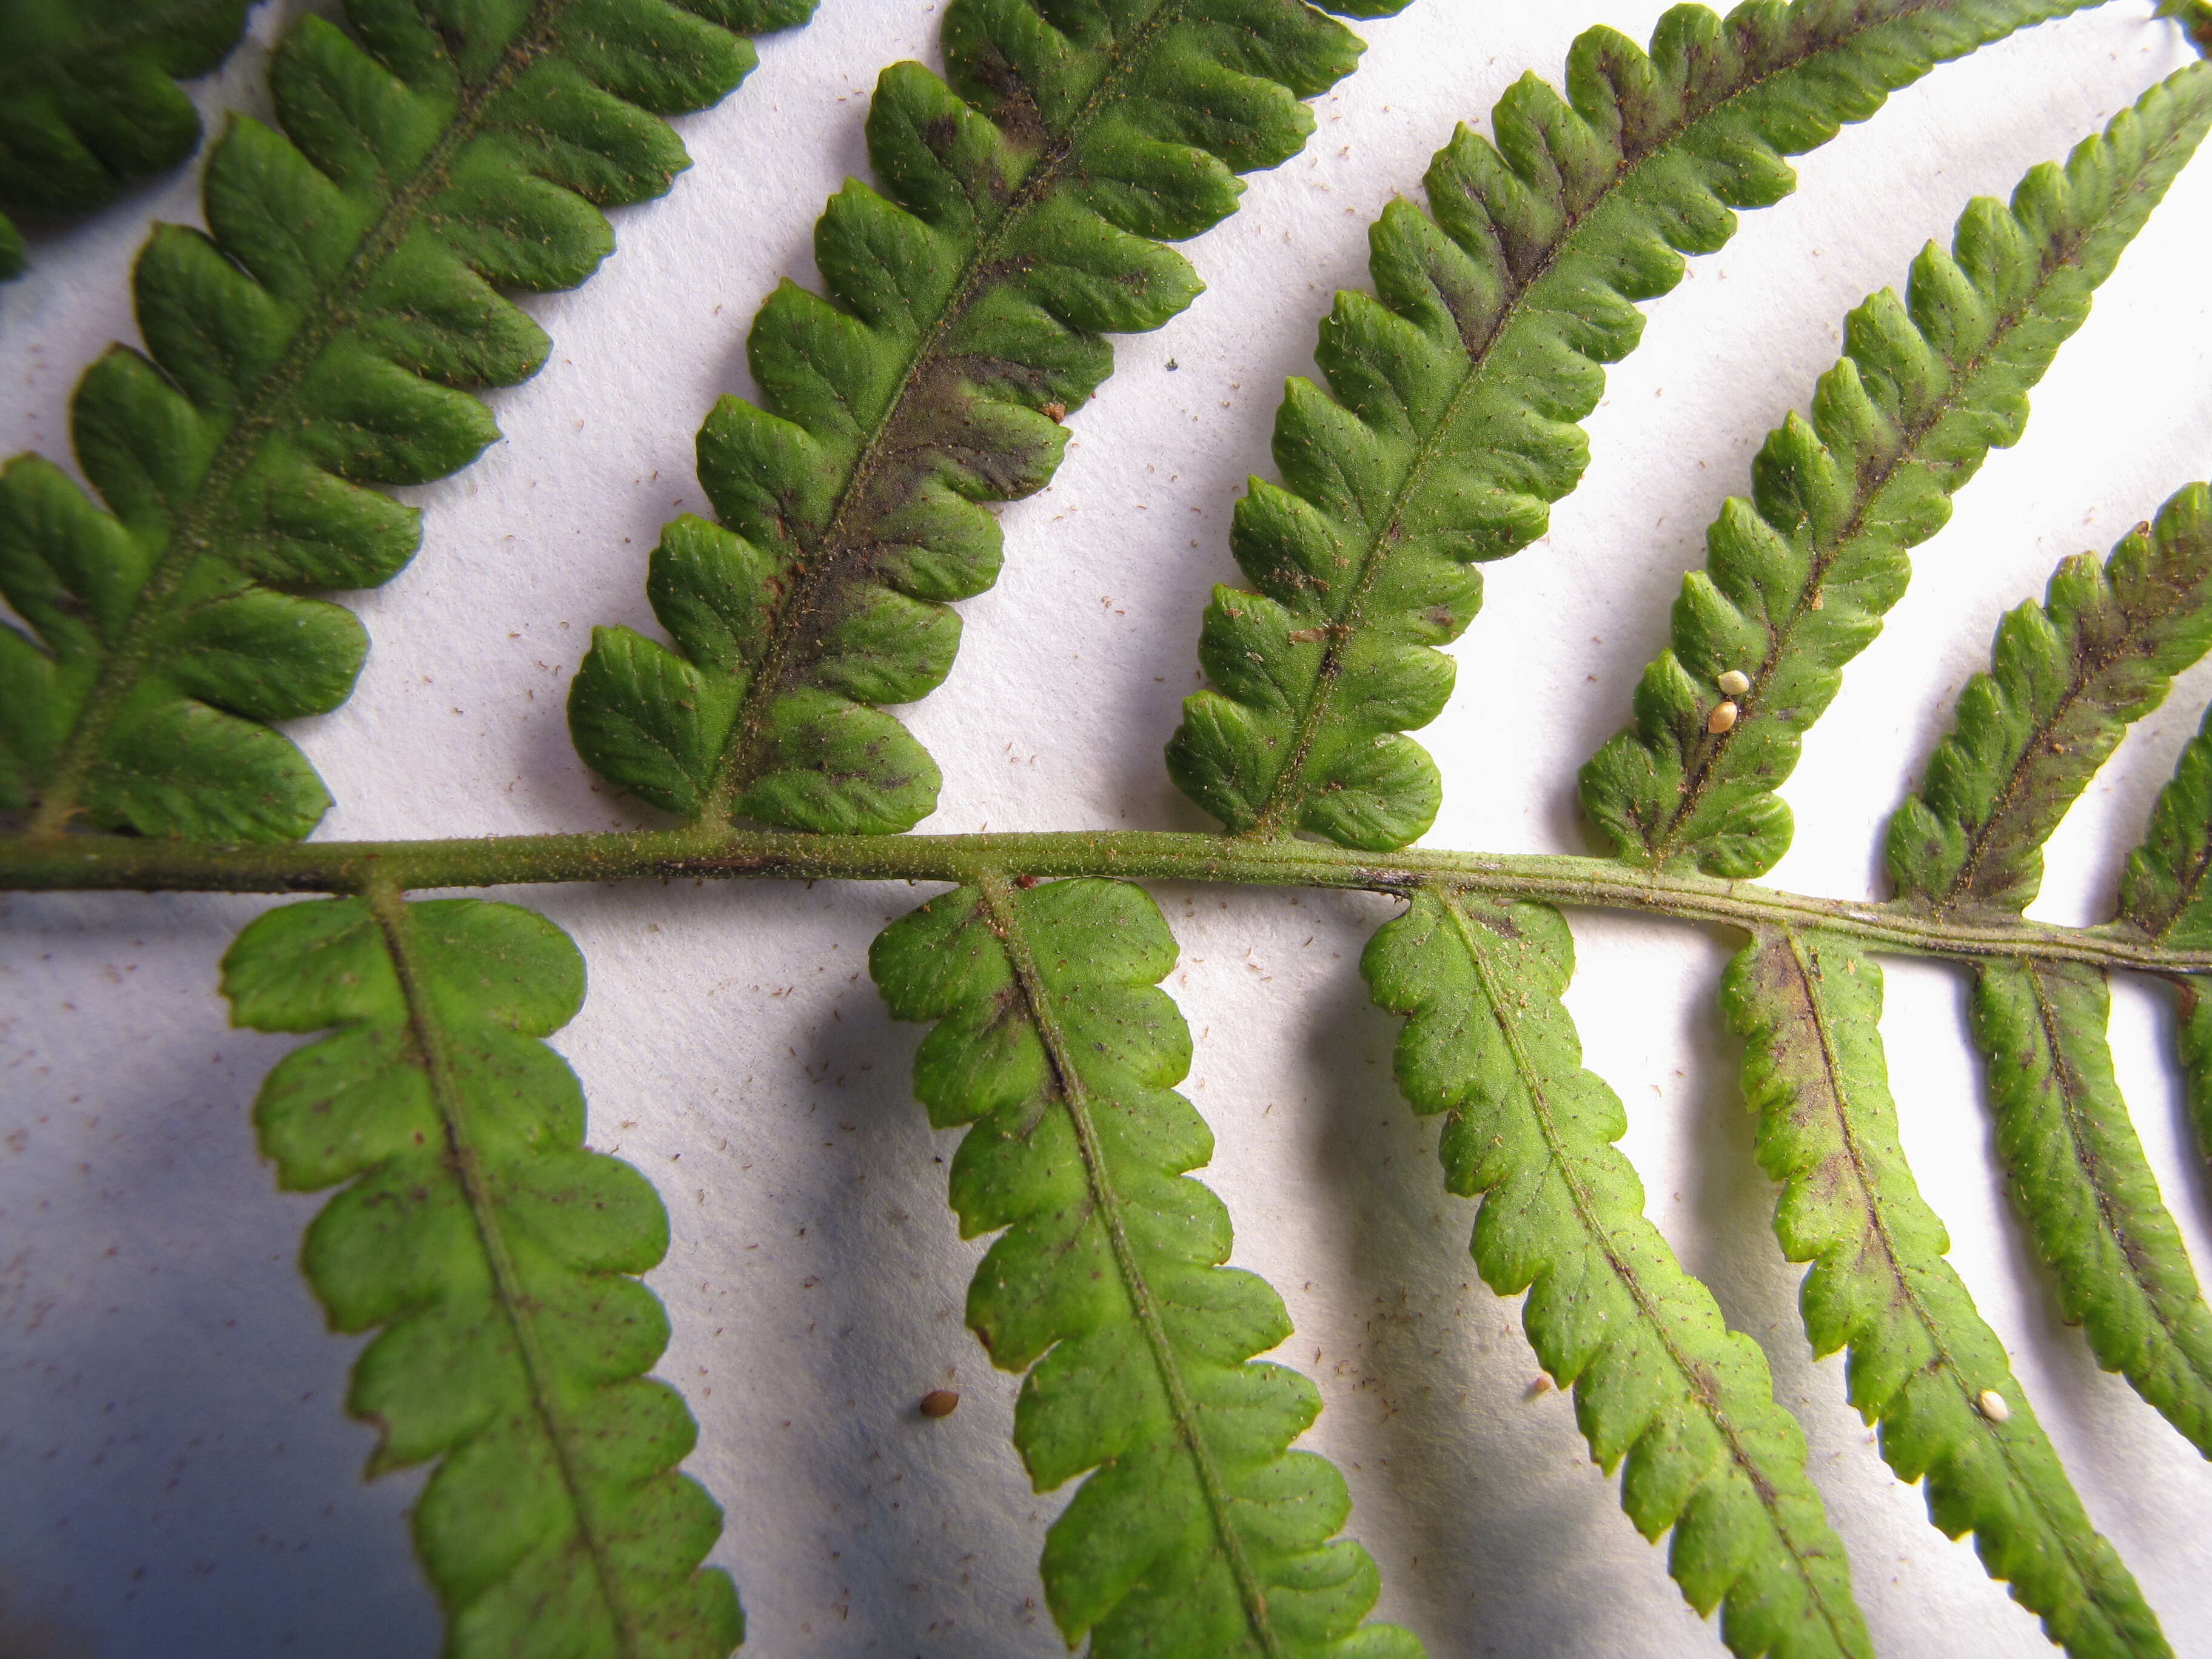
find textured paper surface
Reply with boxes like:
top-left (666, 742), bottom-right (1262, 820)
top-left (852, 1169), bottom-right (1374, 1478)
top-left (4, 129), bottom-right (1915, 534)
top-left (4, 2), bottom-right (2211, 1654)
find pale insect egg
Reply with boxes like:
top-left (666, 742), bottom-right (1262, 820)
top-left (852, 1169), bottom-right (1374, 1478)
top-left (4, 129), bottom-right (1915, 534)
top-left (1976, 1389), bottom-right (2011, 1423)
top-left (1717, 669), bottom-right (1751, 697)
top-left (1707, 701), bottom-right (1738, 735)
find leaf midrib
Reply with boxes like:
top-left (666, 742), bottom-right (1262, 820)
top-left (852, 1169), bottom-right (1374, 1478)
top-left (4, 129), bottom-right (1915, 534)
top-left (367, 883), bottom-right (641, 1655)
top-left (702, 0), bottom-right (1195, 823)
top-left (977, 873), bottom-right (1282, 1655)
top-left (1773, 928), bottom-right (2140, 1641)
top-left (1244, 0), bottom-right (1954, 842)
top-left (1443, 891), bottom-right (1864, 1655)
top-left (1653, 71), bottom-right (2208, 870)
top-left (27, 0), bottom-right (580, 837)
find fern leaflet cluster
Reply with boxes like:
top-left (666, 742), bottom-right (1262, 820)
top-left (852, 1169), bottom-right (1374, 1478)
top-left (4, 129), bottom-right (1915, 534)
top-left (1880, 485), bottom-right (2212, 1458)
top-left (0, 0), bottom-right (813, 843)
top-left (1153, 12), bottom-right (2212, 1652)
top-left (1581, 63), bottom-right (2212, 877)
top-left (569, 0), bottom-right (1405, 836)
top-left (1166, 0), bottom-right (2110, 853)
top-left (1365, 893), bottom-right (1870, 1659)
top-left (1724, 929), bottom-right (2167, 1656)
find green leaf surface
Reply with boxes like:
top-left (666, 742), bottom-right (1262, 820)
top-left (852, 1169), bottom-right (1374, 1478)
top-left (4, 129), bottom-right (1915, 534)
top-left (1583, 69), bottom-right (2212, 880)
top-left (871, 875), bottom-right (1420, 1658)
top-left (0, 0), bottom-right (255, 281)
top-left (571, 0), bottom-right (1401, 837)
top-left (1165, 0), bottom-right (2113, 854)
top-left (1361, 889), bottom-right (1869, 1658)
top-left (0, 0), bottom-right (813, 842)
top-left (1969, 956), bottom-right (2212, 1458)
top-left (2178, 986), bottom-right (2212, 1181)
top-left (2119, 700), bottom-right (2212, 1179)
top-left (223, 893), bottom-right (739, 1658)
top-left (1880, 478), bottom-right (2212, 1456)
top-left (1889, 483), bottom-right (2212, 912)
top-left (1726, 927), bottom-right (2169, 1657)
top-left (2119, 700), bottom-right (2212, 948)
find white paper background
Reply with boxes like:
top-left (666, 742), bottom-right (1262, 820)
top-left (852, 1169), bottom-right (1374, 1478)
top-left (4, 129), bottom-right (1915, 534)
top-left (4, 2), bottom-right (2211, 1654)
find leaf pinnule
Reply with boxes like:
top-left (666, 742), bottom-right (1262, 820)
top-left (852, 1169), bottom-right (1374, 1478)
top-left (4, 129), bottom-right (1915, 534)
top-left (1889, 482), bottom-right (2212, 914)
top-left (873, 875), bottom-right (1422, 1657)
top-left (1969, 956), bottom-right (2212, 1458)
top-left (225, 893), bottom-right (740, 1659)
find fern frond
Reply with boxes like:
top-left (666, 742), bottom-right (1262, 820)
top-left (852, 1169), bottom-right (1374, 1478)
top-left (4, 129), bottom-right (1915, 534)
top-left (1889, 483), bottom-right (2212, 911)
top-left (870, 875), bottom-right (1420, 1658)
top-left (1970, 957), bottom-right (2212, 1456)
top-left (1362, 890), bottom-right (1869, 1659)
top-left (223, 893), bottom-right (738, 1657)
top-left (1581, 69), bottom-right (2212, 879)
top-left (1874, 490), bottom-right (2212, 1454)
top-left (0, 0), bottom-right (812, 843)
top-left (0, 0), bottom-right (255, 281)
top-left (568, 0), bottom-right (1399, 837)
top-left (1726, 927), bottom-right (2170, 1657)
top-left (1161, 0), bottom-right (2112, 854)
